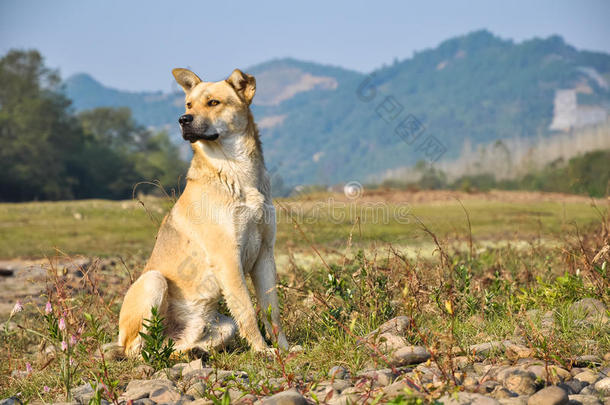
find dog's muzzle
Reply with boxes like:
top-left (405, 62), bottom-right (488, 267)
top-left (179, 114), bottom-right (219, 142)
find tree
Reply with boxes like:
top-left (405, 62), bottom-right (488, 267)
top-left (0, 50), bottom-right (84, 200)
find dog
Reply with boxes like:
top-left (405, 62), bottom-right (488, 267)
top-left (118, 68), bottom-right (288, 356)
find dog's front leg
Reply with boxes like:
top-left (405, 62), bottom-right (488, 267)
top-left (214, 255), bottom-right (268, 352)
top-left (252, 243), bottom-right (288, 350)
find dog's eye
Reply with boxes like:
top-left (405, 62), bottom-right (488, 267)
top-left (207, 99), bottom-right (220, 107)
top-left (186, 102), bottom-right (192, 109)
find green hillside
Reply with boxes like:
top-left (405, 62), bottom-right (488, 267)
top-left (64, 30), bottom-right (610, 186)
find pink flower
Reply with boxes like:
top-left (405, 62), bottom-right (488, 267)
top-left (45, 302), bottom-right (52, 314)
top-left (58, 317), bottom-right (66, 331)
top-left (25, 362), bottom-right (32, 373)
top-left (69, 334), bottom-right (78, 345)
top-left (43, 386), bottom-right (50, 393)
top-left (61, 341), bottom-right (68, 351)
top-left (10, 300), bottom-right (23, 316)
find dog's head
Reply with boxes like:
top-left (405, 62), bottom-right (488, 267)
top-left (172, 68), bottom-right (256, 143)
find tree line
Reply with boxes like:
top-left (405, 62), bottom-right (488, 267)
top-left (0, 49), bottom-right (187, 202)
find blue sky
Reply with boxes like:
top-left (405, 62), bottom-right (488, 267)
top-left (1, 0), bottom-right (609, 92)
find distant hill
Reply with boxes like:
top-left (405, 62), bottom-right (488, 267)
top-left (64, 30), bottom-right (610, 186)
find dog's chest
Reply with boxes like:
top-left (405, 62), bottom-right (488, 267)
top-left (233, 187), bottom-right (271, 272)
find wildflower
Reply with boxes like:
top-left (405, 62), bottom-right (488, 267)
top-left (61, 341), bottom-right (68, 351)
top-left (43, 386), bottom-right (50, 393)
top-left (45, 302), bottom-right (52, 314)
top-left (25, 362), bottom-right (32, 373)
top-left (69, 358), bottom-right (75, 366)
top-left (69, 334), bottom-right (78, 345)
top-left (10, 300), bottom-right (23, 316)
top-left (58, 317), bottom-right (66, 331)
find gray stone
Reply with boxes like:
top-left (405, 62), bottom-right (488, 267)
top-left (357, 368), bottom-right (395, 386)
top-left (578, 386), bottom-right (596, 396)
top-left (133, 364), bottom-right (155, 379)
top-left (573, 356), bottom-right (602, 367)
top-left (331, 379), bottom-right (352, 392)
top-left (72, 382), bottom-right (95, 404)
top-left (148, 386), bottom-right (184, 403)
top-left (438, 392), bottom-right (501, 404)
top-left (366, 316), bottom-right (411, 337)
top-left (558, 379), bottom-right (588, 395)
top-left (498, 398), bottom-right (529, 405)
top-left (132, 400), bottom-right (156, 405)
top-left (501, 369), bottom-right (538, 395)
top-left (574, 370), bottom-right (599, 385)
top-left (391, 345), bottom-right (431, 366)
top-left (594, 377), bottom-right (610, 394)
top-left (261, 388), bottom-right (307, 405)
top-left (0, 398), bottom-right (23, 405)
top-left (567, 394), bottom-right (603, 405)
top-left (503, 341), bottom-right (533, 360)
top-left (527, 386), bottom-right (568, 405)
top-left (469, 341), bottom-right (505, 357)
top-left (491, 386), bottom-right (518, 399)
top-left (121, 379), bottom-right (177, 401)
top-left (329, 365), bottom-right (349, 379)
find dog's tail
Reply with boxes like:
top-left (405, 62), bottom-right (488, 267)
top-left (118, 270), bottom-right (168, 356)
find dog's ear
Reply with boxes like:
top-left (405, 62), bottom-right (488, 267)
top-left (226, 69), bottom-right (256, 105)
top-left (172, 68), bottom-right (202, 92)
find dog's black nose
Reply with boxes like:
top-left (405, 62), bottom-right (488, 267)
top-left (179, 114), bottom-right (193, 125)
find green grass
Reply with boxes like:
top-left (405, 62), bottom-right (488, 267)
top-left (0, 193), bottom-right (603, 259)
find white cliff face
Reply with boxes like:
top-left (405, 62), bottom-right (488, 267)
top-left (549, 68), bottom-right (609, 132)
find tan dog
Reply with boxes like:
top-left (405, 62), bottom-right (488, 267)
top-left (118, 68), bottom-right (288, 355)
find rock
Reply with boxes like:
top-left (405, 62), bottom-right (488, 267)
top-left (579, 386), bottom-right (597, 396)
top-left (573, 370), bottom-right (599, 385)
top-left (567, 394), bottom-right (603, 405)
top-left (182, 358), bottom-right (205, 374)
top-left (357, 368), bottom-right (395, 386)
top-left (100, 342), bottom-right (125, 361)
top-left (132, 400), bottom-right (156, 405)
top-left (331, 379), bottom-right (352, 392)
top-left (527, 365), bottom-right (571, 383)
top-left (573, 356), bottom-right (602, 367)
top-left (527, 385), bottom-right (568, 405)
top-left (469, 341), bottom-right (504, 357)
top-left (558, 379), bottom-right (587, 395)
top-left (148, 386), bottom-right (184, 403)
top-left (72, 383), bottom-right (95, 403)
top-left (570, 298), bottom-right (608, 324)
top-left (0, 268), bottom-right (15, 277)
top-left (501, 369), bottom-right (538, 395)
top-left (329, 365), bottom-right (349, 379)
top-left (383, 379), bottom-right (421, 398)
top-left (438, 392), bottom-right (501, 404)
top-left (491, 386), bottom-right (518, 399)
top-left (134, 364), bottom-right (155, 379)
top-left (121, 379), bottom-right (177, 401)
top-left (0, 398), bottom-right (23, 405)
top-left (153, 366), bottom-right (182, 381)
top-left (376, 332), bottom-right (409, 351)
top-left (604, 352), bottom-right (610, 362)
top-left (593, 377), bottom-right (610, 394)
top-left (391, 345), bottom-right (431, 366)
top-left (503, 341), bottom-right (534, 360)
top-left (498, 398), bottom-right (529, 405)
top-left (261, 388), bottom-right (307, 405)
top-left (366, 316), bottom-right (411, 337)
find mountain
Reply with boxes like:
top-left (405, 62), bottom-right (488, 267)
top-left (64, 30), bottom-right (610, 186)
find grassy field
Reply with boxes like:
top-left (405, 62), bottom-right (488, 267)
top-left (0, 191), bottom-right (604, 259)
top-left (0, 190), bottom-right (608, 403)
